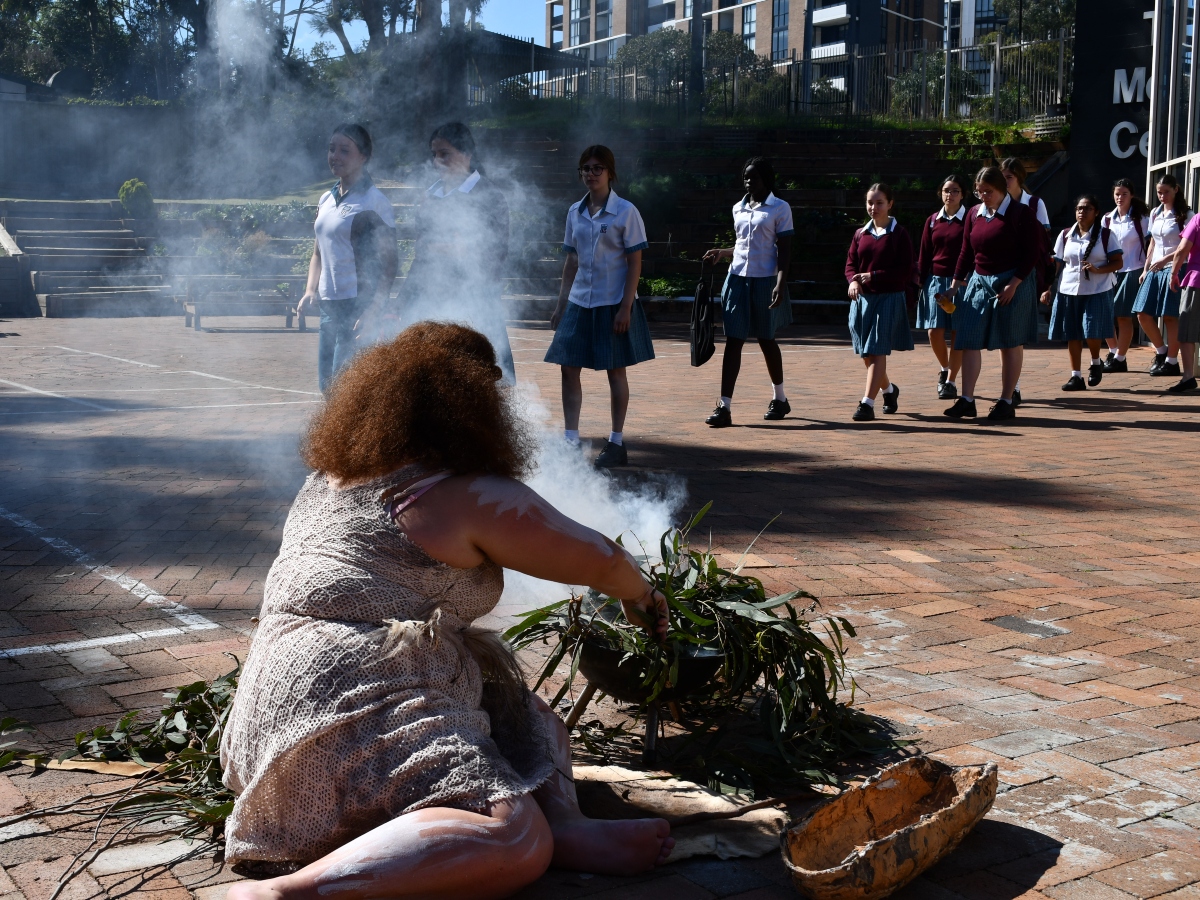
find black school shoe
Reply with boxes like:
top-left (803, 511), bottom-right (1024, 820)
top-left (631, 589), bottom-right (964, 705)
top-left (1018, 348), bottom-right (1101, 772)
top-left (1088, 362), bottom-right (1104, 386)
top-left (985, 400), bottom-right (1017, 421)
top-left (1167, 376), bottom-right (1199, 393)
top-left (943, 397), bottom-right (977, 418)
top-left (938, 370), bottom-right (949, 387)
top-left (1150, 353), bottom-right (1167, 374)
top-left (852, 401), bottom-right (875, 421)
top-left (1105, 350), bottom-right (1116, 364)
top-left (1011, 389), bottom-right (1023, 407)
top-left (1103, 356), bottom-right (1128, 373)
top-left (764, 398), bottom-right (791, 420)
top-left (882, 385), bottom-right (900, 414)
top-left (594, 441), bottom-right (628, 468)
top-left (1154, 361), bottom-right (1183, 377)
top-left (705, 404), bottom-right (732, 427)
top-left (938, 381), bottom-right (958, 400)
top-left (1062, 375), bottom-right (1087, 391)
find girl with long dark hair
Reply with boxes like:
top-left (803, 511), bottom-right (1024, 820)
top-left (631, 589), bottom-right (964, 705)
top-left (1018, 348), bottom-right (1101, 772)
top-left (1041, 194), bottom-right (1124, 390)
top-left (1133, 173), bottom-right (1194, 377)
top-left (942, 166), bottom-right (1040, 422)
top-left (702, 157), bottom-right (794, 427)
top-left (387, 122), bottom-right (516, 381)
top-left (917, 174), bottom-right (969, 399)
top-left (546, 145), bottom-right (653, 468)
top-left (1000, 156), bottom-right (1052, 406)
top-left (845, 182), bottom-right (915, 421)
top-left (299, 123), bottom-right (398, 393)
top-left (1102, 178), bottom-right (1151, 372)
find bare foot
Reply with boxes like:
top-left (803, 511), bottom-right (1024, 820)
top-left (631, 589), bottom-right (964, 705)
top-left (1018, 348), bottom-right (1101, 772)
top-left (225, 881), bottom-right (285, 900)
top-left (549, 816), bottom-right (674, 875)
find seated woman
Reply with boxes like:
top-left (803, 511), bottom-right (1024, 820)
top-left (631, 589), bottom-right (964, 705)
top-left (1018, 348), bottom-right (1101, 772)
top-left (221, 322), bottom-right (673, 900)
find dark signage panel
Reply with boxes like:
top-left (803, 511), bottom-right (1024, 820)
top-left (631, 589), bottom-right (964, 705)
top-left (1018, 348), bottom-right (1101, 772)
top-left (1068, 0), bottom-right (1154, 204)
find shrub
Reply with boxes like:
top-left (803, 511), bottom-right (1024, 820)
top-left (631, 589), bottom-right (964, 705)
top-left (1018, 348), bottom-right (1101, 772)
top-left (118, 179), bottom-right (156, 219)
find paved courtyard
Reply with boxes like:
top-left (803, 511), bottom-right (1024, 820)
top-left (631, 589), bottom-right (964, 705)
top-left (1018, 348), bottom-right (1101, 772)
top-left (0, 315), bottom-right (1199, 899)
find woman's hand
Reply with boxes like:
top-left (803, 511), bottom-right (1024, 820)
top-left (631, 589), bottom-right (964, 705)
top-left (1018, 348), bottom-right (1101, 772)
top-left (769, 278), bottom-right (785, 309)
top-left (1039, 289), bottom-right (1053, 306)
top-left (620, 588), bottom-right (669, 642)
top-left (550, 304), bottom-right (566, 330)
top-left (1140, 268), bottom-right (1149, 284)
top-left (297, 290), bottom-right (319, 316)
top-left (703, 248), bottom-right (731, 264)
top-left (612, 304), bottom-right (632, 334)
top-left (997, 279), bottom-right (1021, 306)
top-left (1172, 272), bottom-right (1182, 293)
top-left (847, 279), bottom-right (861, 301)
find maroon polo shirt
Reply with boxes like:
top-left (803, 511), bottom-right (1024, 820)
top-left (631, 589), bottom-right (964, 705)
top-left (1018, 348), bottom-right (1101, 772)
top-left (954, 198), bottom-right (1040, 280)
top-left (845, 220), bottom-right (915, 294)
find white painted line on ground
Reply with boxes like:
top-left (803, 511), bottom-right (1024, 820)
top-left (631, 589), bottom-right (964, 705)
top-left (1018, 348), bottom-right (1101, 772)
top-left (0, 378), bottom-right (113, 411)
top-left (54, 347), bottom-right (161, 368)
top-left (0, 506), bottom-right (220, 658)
top-left (168, 370), bottom-right (321, 396)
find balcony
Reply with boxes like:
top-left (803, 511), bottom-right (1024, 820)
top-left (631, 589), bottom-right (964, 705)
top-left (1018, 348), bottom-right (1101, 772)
top-left (811, 3), bottom-right (848, 26)
top-left (810, 40), bottom-right (846, 60)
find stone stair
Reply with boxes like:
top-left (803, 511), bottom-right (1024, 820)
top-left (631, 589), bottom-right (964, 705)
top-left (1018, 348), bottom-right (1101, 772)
top-left (0, 199), bottom-right (178, 317)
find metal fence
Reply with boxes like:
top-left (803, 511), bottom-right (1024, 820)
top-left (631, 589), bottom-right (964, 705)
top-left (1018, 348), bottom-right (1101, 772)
top-left (467, 30), bottom-right (1073, 125)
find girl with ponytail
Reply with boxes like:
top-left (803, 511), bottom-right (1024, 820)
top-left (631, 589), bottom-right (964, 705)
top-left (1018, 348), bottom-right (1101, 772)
top-left (1102, 178), bottom-right (1151, 372)
top-left (1132, 174), bottom-right (1194, 377)
top-left (1041, 195), bottom-right (1124, 391)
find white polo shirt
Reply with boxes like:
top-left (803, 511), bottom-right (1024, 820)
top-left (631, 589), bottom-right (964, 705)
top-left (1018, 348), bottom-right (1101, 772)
top-left (730, 193), bottom-right (795, 278)
top-left (427, 169), bottom-right (481, 198)
top-left (562, 190), bottom-right (649, 308)
top-left (314, 175), bottom-right (396, 302)
top-left (1148, 204), bottom-right (1195, 264)
top-left (1020, 190), bottom-right (1051, 228)
top-left (1053, 224), bottom-right (1122, 296)
top-left (1104, 209), bottom-right (1150, 273)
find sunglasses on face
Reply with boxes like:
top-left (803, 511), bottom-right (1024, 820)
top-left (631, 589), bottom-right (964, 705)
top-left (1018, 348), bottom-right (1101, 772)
top-left (579, 165), bottom-right (607, 175)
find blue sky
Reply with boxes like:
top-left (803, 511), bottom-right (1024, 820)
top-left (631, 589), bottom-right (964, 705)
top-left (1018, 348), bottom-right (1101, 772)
top-left (292, 0), bottom-right (545, 54)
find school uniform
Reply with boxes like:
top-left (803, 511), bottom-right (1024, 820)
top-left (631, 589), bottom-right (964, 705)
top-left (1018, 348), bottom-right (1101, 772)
top-left (845, 217), bottom-right (916, 356)
top-left (917, 205), bottom-right (966, 331)
top-left (720, 193), bottom-right (794, 340)
top-left (1133, 205), bottom-right (1194, 318)
top-left (1103, 208), bottom-right (1150, 318)
top-left (1048, 224), bottom-right (1121, 341)
top-left (400, 170), bottom-right (516, 382)
top-left (545, 190), bottom-right (655, 370)
top-left (1174, 215), bottom-right (1200, 342)
top-left (313, 173), bottom-right (396, 392)
top-left (952, 195), bottom-right (1040, 351)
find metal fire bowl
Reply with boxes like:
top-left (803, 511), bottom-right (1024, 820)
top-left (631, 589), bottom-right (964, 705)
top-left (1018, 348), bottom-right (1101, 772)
top-left (577, 639), bottom-right (723, 704)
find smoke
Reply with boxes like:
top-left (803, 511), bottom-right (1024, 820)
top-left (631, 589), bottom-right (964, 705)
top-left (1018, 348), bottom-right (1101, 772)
top-left (496, 384), bottom-right (687, 617)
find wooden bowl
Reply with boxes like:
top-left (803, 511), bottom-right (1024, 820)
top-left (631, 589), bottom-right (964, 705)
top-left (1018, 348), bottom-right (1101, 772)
top-left (780, 757), bottom-right (998, 900)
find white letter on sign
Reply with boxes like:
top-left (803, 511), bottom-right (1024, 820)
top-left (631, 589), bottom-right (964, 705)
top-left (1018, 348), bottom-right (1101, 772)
top-left (1110, 121), bottom-right (1138, 159)
top-left (1113, 68), bottom-right (1147, 104)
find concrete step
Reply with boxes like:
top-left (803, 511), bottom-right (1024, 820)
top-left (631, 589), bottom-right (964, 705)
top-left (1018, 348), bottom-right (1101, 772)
top-left (16, 235), bottom-right (142, 251)
top-left (39, 291), bottom-right (181, 318)
top-left (2, 217), bottom-right (132, 233)
top-left (34, 272), bottom-right (167, 292)
top-left (0, 200), bottom-right (123, 220)
top-left (24, 253), bottom-right (154, 272)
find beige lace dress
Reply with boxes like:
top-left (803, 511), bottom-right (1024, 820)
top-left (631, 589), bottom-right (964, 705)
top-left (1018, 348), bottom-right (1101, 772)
top-left (219, 467), bottom-right (556, 864)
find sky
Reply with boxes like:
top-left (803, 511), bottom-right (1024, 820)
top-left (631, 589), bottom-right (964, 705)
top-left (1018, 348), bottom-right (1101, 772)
top-left (291, 0), bottom-right (546, 55)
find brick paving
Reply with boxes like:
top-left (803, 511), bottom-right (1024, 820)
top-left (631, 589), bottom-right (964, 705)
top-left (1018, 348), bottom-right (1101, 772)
top-left (0, 316), bottom-right (1198, 899)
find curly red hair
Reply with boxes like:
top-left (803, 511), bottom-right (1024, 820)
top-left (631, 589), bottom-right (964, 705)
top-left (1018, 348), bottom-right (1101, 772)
top-left (302, 323), bottom-right (533, 481)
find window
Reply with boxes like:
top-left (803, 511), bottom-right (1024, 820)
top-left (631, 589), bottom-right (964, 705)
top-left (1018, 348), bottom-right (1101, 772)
top-left (569, 0), bottom-right (590, 45)
top-left (595, 0), bottom-right (611, 39)
top-left (741, 4), bottom-right (756, 50)
top-left (771, 0), bottom-right (788, 60)
top-left (551, 2), bottom-right (563, 48)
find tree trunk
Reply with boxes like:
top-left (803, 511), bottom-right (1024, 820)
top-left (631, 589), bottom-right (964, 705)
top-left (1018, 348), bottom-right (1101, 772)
top-left (327, 12), bottom-right (356, 55)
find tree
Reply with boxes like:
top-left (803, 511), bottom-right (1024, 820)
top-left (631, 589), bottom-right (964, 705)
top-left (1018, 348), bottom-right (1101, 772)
top-left (993, 0), bottom-right (1074, 39)
top-left (615, 28), bottom-right (690, 82)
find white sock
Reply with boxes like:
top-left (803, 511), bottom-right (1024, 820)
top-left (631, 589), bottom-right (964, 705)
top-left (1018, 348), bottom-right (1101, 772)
top-left (1116, 354), bottom-right (1126, 361)
top-left (1090, 358), bottom-right (1102, 365)
top-left (1015, 380), bottom-right (1022, 390)
top-left (861, 397), bottom-right (875, 407)
top-left (719, 396), bottom-right (732, 410)
top-left (1001, 397), bottom-right (1013, 404)
top-left (608, 431), bottom-right (623, 446)
top-left (1072, 370), bottom-right (1082, 378)
top-left (1157, 345), bottom-right (1168, 354)
top-left (942, 367), bottom-right (951, 374)
top-left (946, 380), bottom-right (957, 387)
top-left (772, 383), bottom-right (786, 402)
top-left (962, 395), bottom-right (973, 402)
top-left (1167, 357), bottom-right (1178, 365)
top-left (883, 383), bottom-right (897, 395)
top-left (564, 429), bottom-right (580, 445)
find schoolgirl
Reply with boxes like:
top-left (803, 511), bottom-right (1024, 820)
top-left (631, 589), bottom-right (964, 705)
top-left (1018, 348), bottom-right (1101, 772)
top-left (1163, 210), bottom-right (1200, 393)
top-left (845, 183), bottom-right (915, 422)
top-left (917, 174), bottom-right (969, 400)
top-left (1101, 178), bottom-right (1151, 372)
top-left (942, 166), bottom-right (1040, 422)
top-left (1001, 157), bottom-right (1052, 407)
top-left (702, 157), bottom-right (794, 427)
top-left (1041, 194), bottom-right (1123, 390)
top-left (299, 123), bottom-right (398, 394)
top-left (546, 145), bottom-right (653, 468)
top-left (1133, 174), bottom-right (1194, 377)
top-left (392, 122), bottom-right (516, 381)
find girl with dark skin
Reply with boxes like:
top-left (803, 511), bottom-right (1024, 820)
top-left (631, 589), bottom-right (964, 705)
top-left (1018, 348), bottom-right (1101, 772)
top-left (702, 159), bottom-right (794, 426)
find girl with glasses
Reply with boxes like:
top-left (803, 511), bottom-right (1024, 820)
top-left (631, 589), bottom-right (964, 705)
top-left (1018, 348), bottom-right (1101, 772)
top-left (1133, 174), bottom-right (1194, 377)
top-left (1040, 195), bottom-right (1123, 391)
top-left (917, 175), bottom-right (969, 400)
top-left (546, 146), bottom-right (653, 468)
top-left (941, 166), bottom-right (1040, 422)
top-left (702, 157), bottom-right (794, 428)
top-left (1102, 179), bottom-right (1151, 373)
top-left (845, 182), bottom-right (915, 421)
